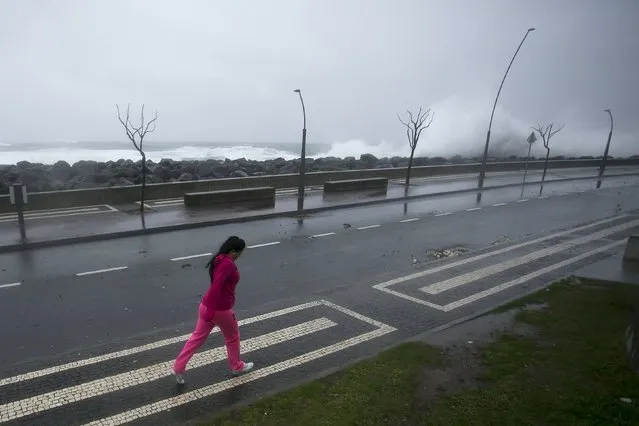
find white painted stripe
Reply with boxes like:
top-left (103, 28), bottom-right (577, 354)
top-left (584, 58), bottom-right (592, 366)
top-left (247, 241), bottom-right (280, 249)
top-left (83, 315), bottom-right (395, 426)
top-left (153, 198), bottom-right (182, 204)
top-left (516, 199), bottom-right (529, 203)
top-left (0, 301), bottom-right (323, 387)
top-left (21, 207), bottom-right (100, 216)
top-left (435, 212), bottom-right (452, 217)
top-left (400, 218), bottom-right (419, 223)
top-left (466, 207), bottom-right (481, 212)
top-left (357, 224), bottom-right (381, 230)
top-left (310, 232), bottom-right (336, 238)
top-left (443, 239), bottom-right (625, 311)
top-left (374, 240), bottom-right (624, 312)
top-left (492, 203), bottom-right (507, 207)
top-left (0, 282), bottom-right (20, 289)
top-left (170, 252), bottom-right (212, 262)
top-left (371, 214), bottom-right (628, 292)
top-left (538, 196), bottom-right (549, 199)
top-left (0, 205), bottom-right (106, 217)
top-left (84, 332), bottom-right (393, 426)
top-left (104, 204), bottom-right (118, 212)
top-left (76, 266), bottom-right (128, 276)
top-left (1, 319), bottom-right (337, 422)
top-left (0, 210), bottom-right (113, 223)
top-left (420, 218), bottom-right (639, 294)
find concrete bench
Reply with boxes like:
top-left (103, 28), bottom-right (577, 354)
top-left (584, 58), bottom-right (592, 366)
top-left (323, 177), bottom-right (388, 193)
top-left (624, 235), bottom-right (639, 263)
top-left (183, 186), bottom-right (275, 208)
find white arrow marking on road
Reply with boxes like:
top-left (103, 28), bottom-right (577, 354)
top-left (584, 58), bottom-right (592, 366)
top-left (420, 218), bottom-right (639, 295)
top-left (0, 318), bottom-right (337, 422)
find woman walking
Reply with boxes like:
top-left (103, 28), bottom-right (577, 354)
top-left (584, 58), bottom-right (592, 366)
top-left (171, 236), bottom-right (254, 384)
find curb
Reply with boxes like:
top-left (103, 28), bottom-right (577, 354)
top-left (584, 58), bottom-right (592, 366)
top-left (1, 173), bottom-right (637, 253)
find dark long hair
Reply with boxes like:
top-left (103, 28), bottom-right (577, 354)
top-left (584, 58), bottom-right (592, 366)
top-left (205, 236), bottom-right (246, 279)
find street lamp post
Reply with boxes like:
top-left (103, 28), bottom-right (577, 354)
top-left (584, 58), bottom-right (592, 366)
top-left (596, 109), bottom-right (613, 189)
top-left (476, 27), bottom-right (535, 204)
top-left (294, 89), bottom-right (307, 211)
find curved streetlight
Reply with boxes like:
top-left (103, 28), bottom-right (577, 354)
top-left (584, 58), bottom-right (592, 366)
top-left (476, 27), bottom-right (536, 203)
top-left (294, 89), bottom-right (307, 211)
top-left (596, 109), bottom-right (614, 189)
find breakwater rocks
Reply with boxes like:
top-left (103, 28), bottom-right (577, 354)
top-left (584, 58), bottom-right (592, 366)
top-left (0, 153), bottom-right (618, 193)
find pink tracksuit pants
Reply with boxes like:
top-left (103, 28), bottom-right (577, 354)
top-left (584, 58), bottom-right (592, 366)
top-left (173, 303), bottom-right (245, 373)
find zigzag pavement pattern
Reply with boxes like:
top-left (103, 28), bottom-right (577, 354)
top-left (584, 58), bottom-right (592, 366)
top-left (0, 300), bottom-right (396, 425)
top-left (373, 212), bottom-right (639, 311)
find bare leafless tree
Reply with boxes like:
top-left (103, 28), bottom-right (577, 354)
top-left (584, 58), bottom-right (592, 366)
top-left (116, 104), bottom-right (158, 213)
top-left (533, 122), bottom-right (565, 196)
top-left (397, 107), bottom-right (434, 194)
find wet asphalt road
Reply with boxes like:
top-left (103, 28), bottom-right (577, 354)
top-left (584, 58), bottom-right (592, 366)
top-left (0, 182), bottom-right (638, 367)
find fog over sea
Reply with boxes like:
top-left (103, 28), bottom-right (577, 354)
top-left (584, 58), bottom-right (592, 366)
top-left (1, 132), bottom-right (638, 167)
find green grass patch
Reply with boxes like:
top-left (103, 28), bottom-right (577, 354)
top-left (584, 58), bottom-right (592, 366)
top-left (204, 278), bottom-right (639, 425)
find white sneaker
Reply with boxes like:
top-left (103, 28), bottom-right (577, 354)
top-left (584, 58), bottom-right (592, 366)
top-left (171, 369), bottom-right (185, 385)
top-left (232, 362), bottom-right (254, 375)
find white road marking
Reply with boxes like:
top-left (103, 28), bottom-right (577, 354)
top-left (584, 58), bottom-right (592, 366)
top-left (492, 203), bottom-right (507, 207)
top-left (104, 204), bottom-right (118, 212)
top-left (170, 252), bottom-right (212, 262)
top-left (0, 282), bottom-right (20, 289)
top-left (371, 214), bottom-right (627, 296)
top-left (0, 319), bottom-right (336, 422)
top-left (83, 302), bottom-right (395, 426)
top-left (466, 207), bottom-right (481, 212)
top-left (0, 209), bottom-right (114, 223)
top-left (420, 218), bottom-right (639, 294)
top-left (75, 266), bottom-right (128, 277)
top-left (538, 196), bottom-right (549, 199)
top-left (435, 212), bottom-right (452, 217)
top-left (400, 218), bottom-right (419, 223)
top-left (376, 239), bottom-right (625, 312)
top-left (247, 241), bottom-right (281, 249)
top-left (443, 239), bottom-right (624, 311)
top-left (0, 301), bottom-right (323, 386)
top-left (516, 199), bottom-right (529, 203)
top-left (310, 232), bottom-right (336, 238)
top-left (0, 205), bottom-right (108, 217)
top-left (357, 224), bottom-right (381, 230)
top-left (154, 198), bottom-right (182, 205)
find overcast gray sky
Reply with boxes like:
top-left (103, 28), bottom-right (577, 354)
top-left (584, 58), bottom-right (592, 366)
top-left (0, 0), bottom-right (637, 158)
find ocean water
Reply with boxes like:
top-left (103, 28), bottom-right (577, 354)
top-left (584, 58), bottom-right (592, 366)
top-left (0, 141), bottom-right (338, 166)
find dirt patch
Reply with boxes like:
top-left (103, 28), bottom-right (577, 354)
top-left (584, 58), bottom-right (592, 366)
top-left (415, 341), bottom-right (484, 410)
top-left (415, 304), bottom-right (543, 409)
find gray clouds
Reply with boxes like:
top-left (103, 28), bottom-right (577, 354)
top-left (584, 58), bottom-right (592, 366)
top-left (0, 0), bottom-right (637, 158)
